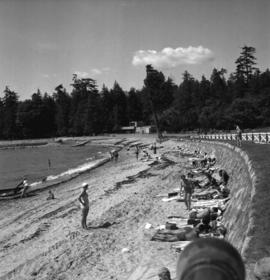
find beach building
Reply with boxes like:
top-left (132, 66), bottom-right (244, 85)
top-left (120, 121), bottom-right (156, 134)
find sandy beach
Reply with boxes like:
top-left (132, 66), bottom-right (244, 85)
top-left (0, 136), bottom-right (194, 280)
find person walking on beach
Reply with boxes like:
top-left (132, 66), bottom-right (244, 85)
top-left (78, 182), bottom-right (90, 229)
top-left (180, 175), bottom-right (192, 211)
top-left (236, 125), bottom-right (242, 147)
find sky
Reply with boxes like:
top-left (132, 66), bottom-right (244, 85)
top-left (0, 0), bottom-right (269, 100)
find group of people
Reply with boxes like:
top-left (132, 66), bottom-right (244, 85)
top-left (156, 147), bottom-right (239, 279)
top-left (175, 148), bottom-right (231, 239)
top-left (15, 177), bottom-right (56, 199)
top-left (180, 151), bottom-right (230, 211)
top-left (134, 142), bottom-right (158, 162)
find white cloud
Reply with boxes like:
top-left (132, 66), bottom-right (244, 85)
top-left (74, 67), bottom-right (110, 78)
top-left (90, 68), bottom-right (102, 75)
top-left (74, 71), bottom-right (90, 78)
top-left (132, 46), bottom-right (214, 68)
top-left (91, 67), bottom-right (110, 75)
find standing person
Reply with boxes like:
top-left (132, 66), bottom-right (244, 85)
top-left (180, 175), bottom-right (193, 211)
top-left (153, 143), bottom-right (157, 154)
top-left (21, 179), bottom-right (30, 198)
top-left (78, 183), bottom-right (90, 229)
top-left (48, 159), bottom-right (51, 168)
top-left (135, 145), bottom-right (140, 160)
top-left (114, 150), bottom-right (119, 162)
top-left (236, 125), bottom-right (242, 147)
top-left (14, 176), bottom-right (26, 194)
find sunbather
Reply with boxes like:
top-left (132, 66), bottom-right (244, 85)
top-left (219, 169), bottom-right (229, 186)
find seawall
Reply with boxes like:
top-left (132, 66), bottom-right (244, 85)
top-left (181, 140), bottom-right (258, 277)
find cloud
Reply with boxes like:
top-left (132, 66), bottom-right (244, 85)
top-left (132, 46), bottom-right (214, 68)
top-left (74, 68), bottom-right (110, 78)
top-left (90, 68), bottom-right (102, 75)
top-left (74, 71), bottom-right (90, 78)
top-left (90, 67), bottom-right (110, 76)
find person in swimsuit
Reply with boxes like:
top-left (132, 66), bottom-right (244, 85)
top-left (78, 182), bottom-right (90, 229)
top-left (180, 175), bottom-right (192, 211)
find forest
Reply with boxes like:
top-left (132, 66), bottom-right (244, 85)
top-left (0, 46), bottom-right (270, 139)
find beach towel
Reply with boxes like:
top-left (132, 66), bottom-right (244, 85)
top-left (151, 228), bottom-right (191, 242)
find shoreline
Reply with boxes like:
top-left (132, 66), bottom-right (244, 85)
top-left (0, 137), bottom-right (127, 195)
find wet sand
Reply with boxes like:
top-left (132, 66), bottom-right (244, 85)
top-left (0, 137), bottom-right (193, 280)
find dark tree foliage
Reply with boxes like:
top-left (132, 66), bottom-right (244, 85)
top-left (1, 45), bottom-right (270, 139)
top-left (17, 90), bottom-right (56, 138)
top-left (127, 87), bottom-right (143, 123)
top-left (2, 87), bottom-right (19, 139)
top-left (69, 74), bottom-right (102, 136)
top-left (235, 46), bottom-right (258, 84)
top-left (53, 85), bottom-right (71, 136)
top-left (0, 98), bottom-right (4, 139)
top-left (110, 82), bottom-right (128, 131)
top-left (143, 64), bottom-right (167, 138)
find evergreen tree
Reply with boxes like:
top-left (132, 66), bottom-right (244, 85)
top-left (174, 71), bottom-right (198, 130)
top-left (110, 82), bottom-right (128, 131)
top-left (2, 87), bottom-right (19, 139)
top-left (100, 85), bottom-right (114, 132)
top-left (235, 46), bottom-right (258, 84)
top-left (53, 84), bottom-right (71, 136)
top-left (143, 65), bottom-right (166, 138)
top-left (127, 87), bottom-right (142, 123)
top-left (70, 74), bottom-right (101, 135)
top-left (0, 98), bottom-right (4, 139)
top-left (42, 93), bottom-right (56, 136)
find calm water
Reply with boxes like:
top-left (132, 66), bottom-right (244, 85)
top-left (0, 144), bottom-right (110, 190)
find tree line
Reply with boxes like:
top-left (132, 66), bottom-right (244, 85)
top-left (0, 45), bottom-right (270, 139)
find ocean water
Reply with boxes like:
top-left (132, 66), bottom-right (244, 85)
top-left (0, 143), bottom-right (111, 190)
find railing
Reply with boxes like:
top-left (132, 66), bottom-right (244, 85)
top-left (192, 132), bottom-right (270, 143)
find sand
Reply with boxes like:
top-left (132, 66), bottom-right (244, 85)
top-left (0, 136), bottom-right (193, 280)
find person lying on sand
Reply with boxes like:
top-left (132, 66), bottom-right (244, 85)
top-left (219, 169), bottom-right (229, 186)
top-left (78, 182), bottom-right (90, 229)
